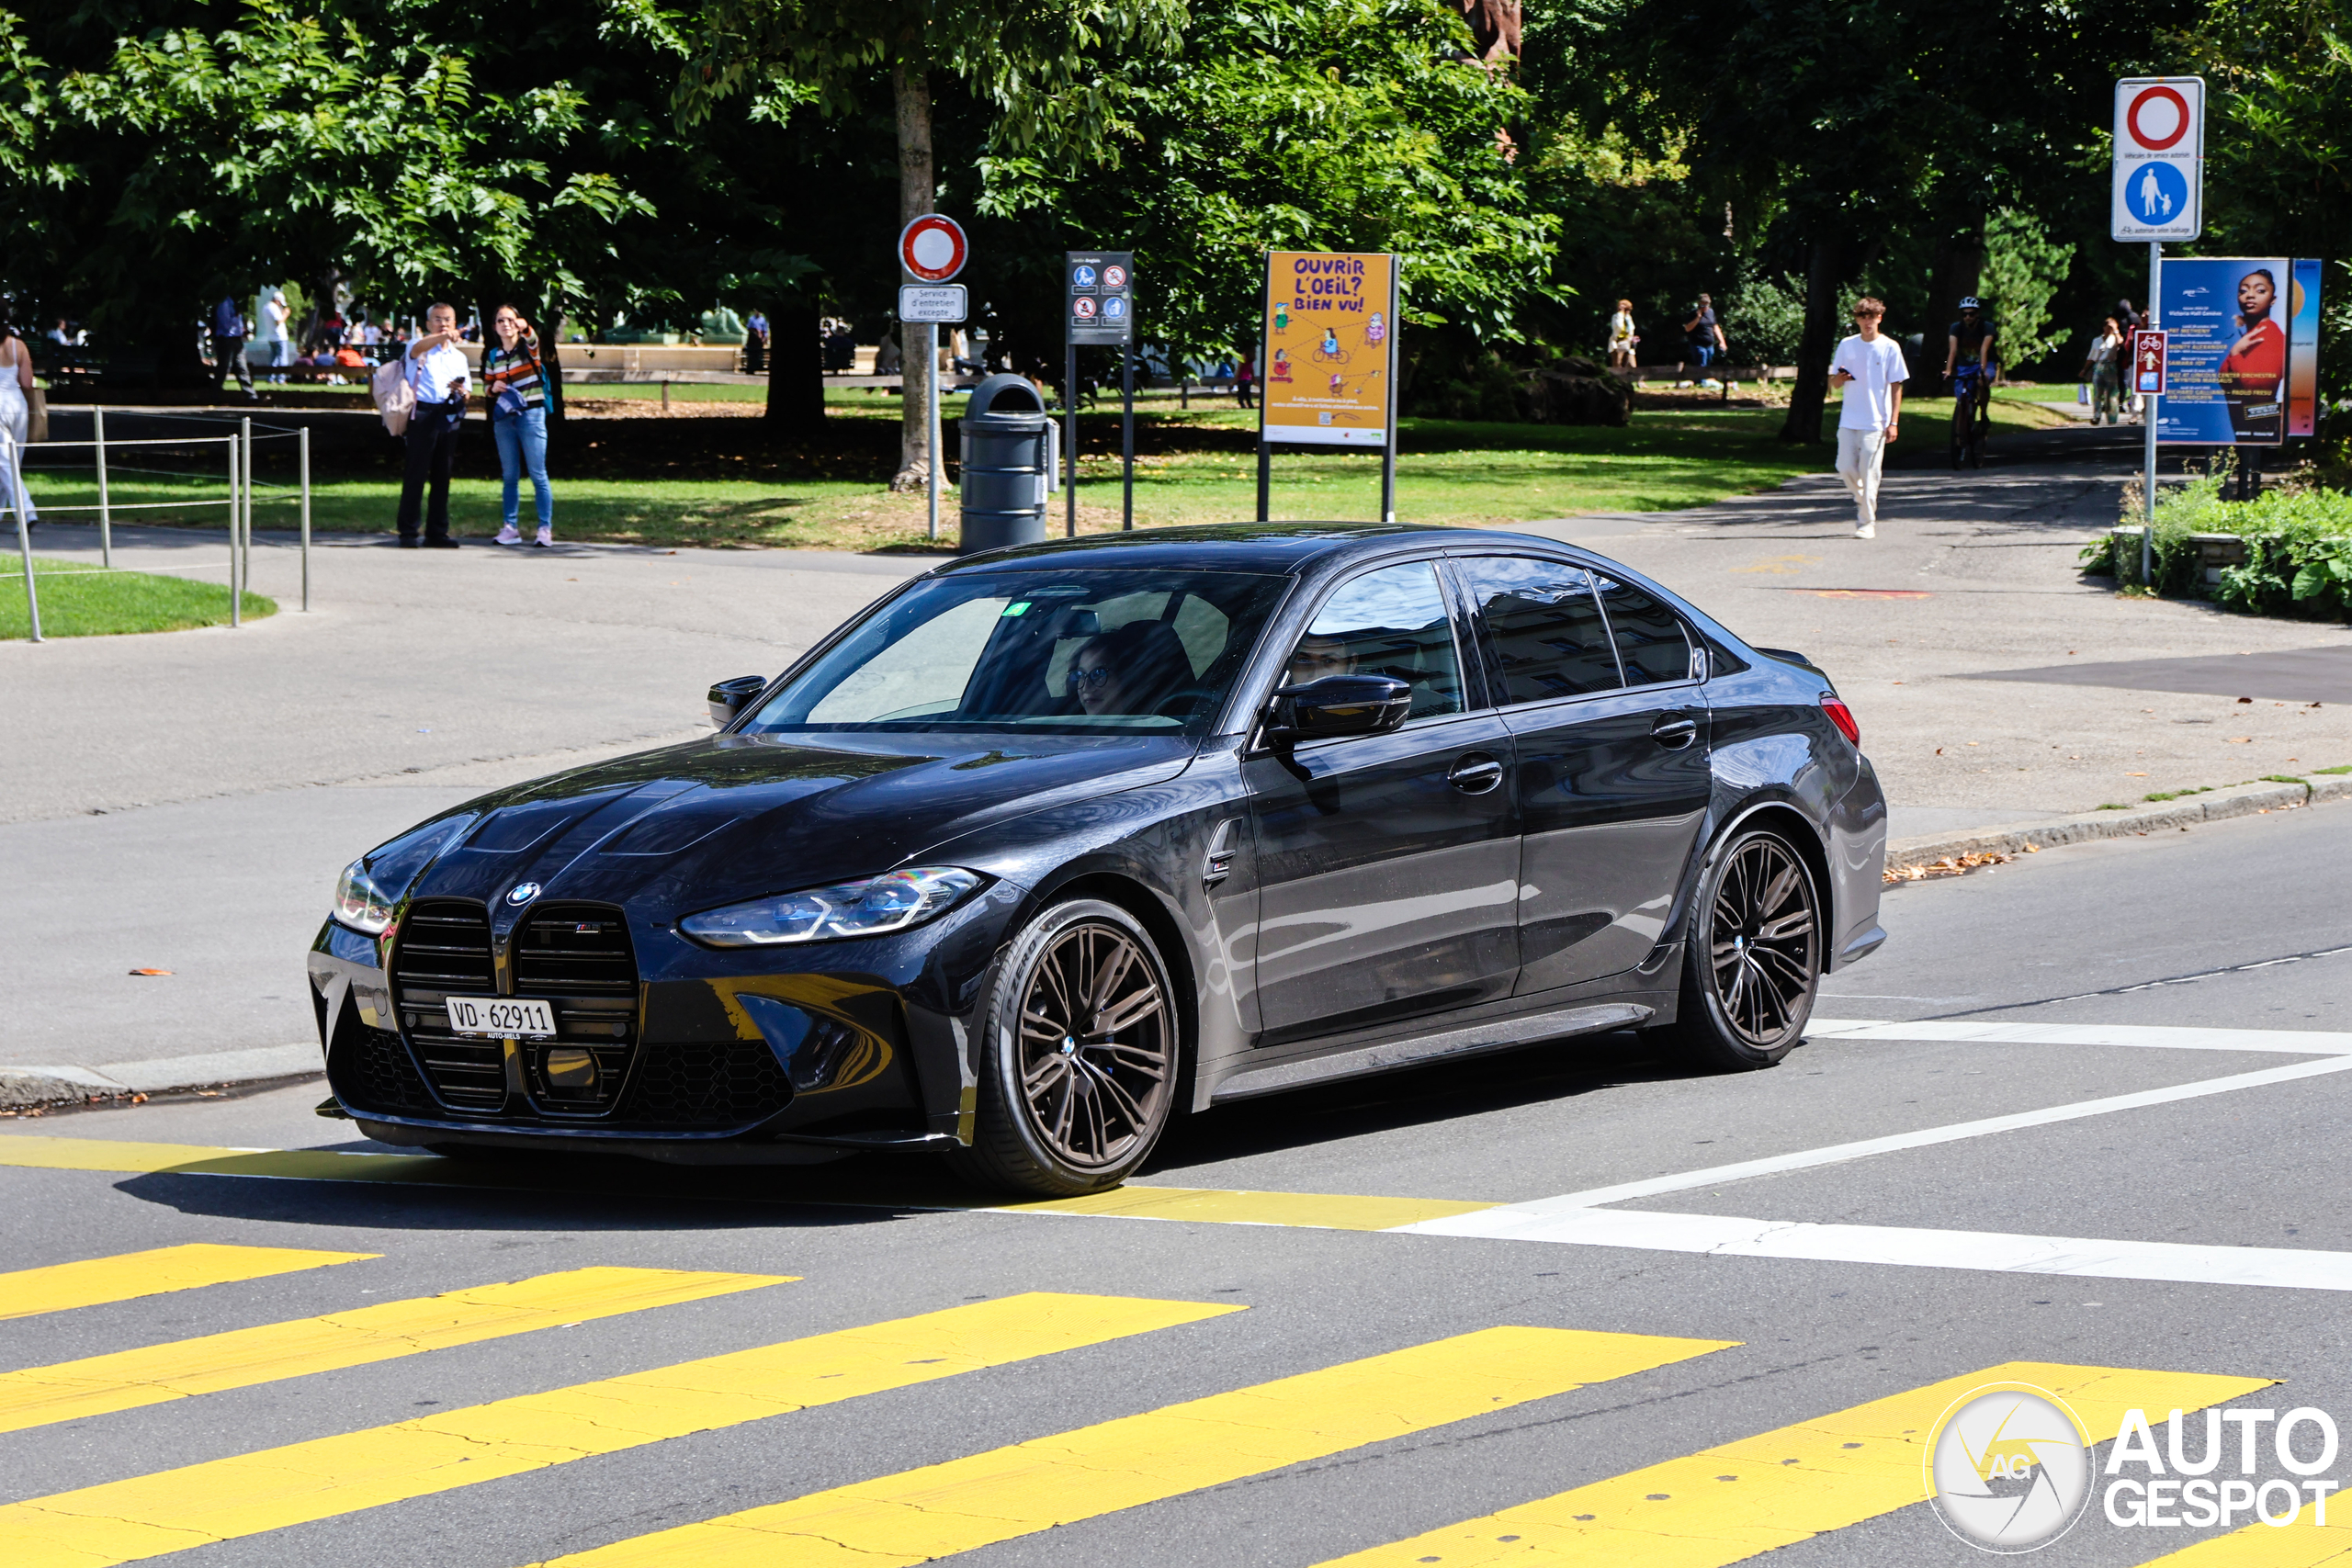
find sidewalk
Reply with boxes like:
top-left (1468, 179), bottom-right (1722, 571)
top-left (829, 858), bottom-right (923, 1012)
top-left (6, 424), bottom-right (2348, 1087)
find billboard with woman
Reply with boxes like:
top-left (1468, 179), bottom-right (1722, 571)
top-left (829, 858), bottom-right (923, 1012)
top-left (2155, 256), bottom-right (2290, 445)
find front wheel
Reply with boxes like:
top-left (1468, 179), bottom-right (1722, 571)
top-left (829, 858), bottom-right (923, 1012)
top-left (946, 898), bottom-right (1179, 1196)
top-left (1658, 828), bottom-right (1823, 1070)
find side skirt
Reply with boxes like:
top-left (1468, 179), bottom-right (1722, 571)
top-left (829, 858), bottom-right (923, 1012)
top-left (1207, 998), bottom-right (1658, 1104)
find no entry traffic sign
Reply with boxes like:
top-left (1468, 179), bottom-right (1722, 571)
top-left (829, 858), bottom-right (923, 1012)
top-left (899, 215), bottom-right (967, 282)
top-left (2112, 78), bottom-right (2203, 242)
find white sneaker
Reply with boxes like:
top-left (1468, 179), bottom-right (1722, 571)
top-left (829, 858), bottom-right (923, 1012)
top-left (1855, 523), bottom-right (1876, 539)
top-left (534, 525), bottom-right (553, 547)
top-left (495, 524), bottom-right (521, 546)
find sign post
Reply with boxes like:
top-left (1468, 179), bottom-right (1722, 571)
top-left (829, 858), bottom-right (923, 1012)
top-left (899, 215), bottom-right (968, 541)
top-left (2112, 77), bottom-right (2203, 584)
top-left (1256, 251), bottom-right (1400, 522)
top-left (1068, 252), bottom-right (1135, 532)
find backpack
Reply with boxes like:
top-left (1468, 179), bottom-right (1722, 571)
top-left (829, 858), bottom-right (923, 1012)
top-left (370, 355), bottom-right (414, 435)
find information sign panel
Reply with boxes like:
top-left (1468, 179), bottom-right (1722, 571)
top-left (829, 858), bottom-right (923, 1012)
top-left (2290, 259), bottom-right (2324, 438)
top-left (898, 284), bottom-right (967, 323)
top-left (1261, 251), bottom-right (1396, 447)
top-left (2154, 258), bottom-right (2289, 445)
top-left (1068, 251), bottom-right (1134, 344)
top-left (2112, 78), bottom-right (2204, 242)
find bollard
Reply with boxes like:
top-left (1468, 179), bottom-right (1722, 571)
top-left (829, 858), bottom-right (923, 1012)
top-left (8, 434), bottom-right (39, 642)
top-left (239, 416), bottom-right (253, 605)
top-left (956, 374), bottom-right (1056, 555)
top-left (299, 425), bottom-right (311, 613)
top-left (230, 424), bottom-right (243, 627)
top-left (94, 406), bottom-right (111, 568)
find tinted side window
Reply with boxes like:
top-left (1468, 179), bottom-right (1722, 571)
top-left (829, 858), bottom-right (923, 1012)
top-left (1594, 575), bottom-right (1694, 687)
top-left (1290, 561), bottom-right (1464, 719)
top-left (1458, 556), bottom-right (1622, 705)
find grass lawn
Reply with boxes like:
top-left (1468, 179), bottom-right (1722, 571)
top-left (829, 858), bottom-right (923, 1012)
top-left (0, 557), bottom-right (275, 638)
top-left (14, 395), bottom-right (2071, 553)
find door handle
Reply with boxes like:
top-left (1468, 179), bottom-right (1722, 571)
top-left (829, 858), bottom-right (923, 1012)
top-left (1651, 715), bottom-right (1699, 750)
top-left (1447, 754), bottom-right (1504, 794)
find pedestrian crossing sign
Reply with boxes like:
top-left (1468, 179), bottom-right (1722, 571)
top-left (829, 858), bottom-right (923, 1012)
top-left (2111, 77), bottom-right (2202, 242)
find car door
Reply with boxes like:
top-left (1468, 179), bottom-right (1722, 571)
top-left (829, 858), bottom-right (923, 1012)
top-left (1452, 554), bottom-right (1712, 994)
top-left (1245, 558), bottom-right (1520, 1043)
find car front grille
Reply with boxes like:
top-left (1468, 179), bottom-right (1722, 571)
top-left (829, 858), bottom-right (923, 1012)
top-left (511, 904), bottom-right (639, 1113)
top-left (620, 1041), bottom-right (793, 1128)
top-left (392, 899), bottom-right (506, 1110)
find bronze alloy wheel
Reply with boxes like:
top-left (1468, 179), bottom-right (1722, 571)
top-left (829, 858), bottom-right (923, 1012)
top-left (1015, 919), bottom-right (1171, 1169)
top-left (1704, 832), bottom-right (1821, 1049)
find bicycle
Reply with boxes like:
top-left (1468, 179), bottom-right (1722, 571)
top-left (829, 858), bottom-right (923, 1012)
top-left (1950, 360), bottom-right (1994, 468)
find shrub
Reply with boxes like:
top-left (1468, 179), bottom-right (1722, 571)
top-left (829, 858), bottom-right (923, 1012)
top-left (2086, 465), bottom-right (2352, 619)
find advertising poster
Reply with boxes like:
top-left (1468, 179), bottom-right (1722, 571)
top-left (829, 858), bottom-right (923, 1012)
top-left (2156, 256), bottom-right (2290, 445)
top-left (2289, 258), bottom-right (2324, 437)
top-left (1261, 251), bottom-right (1396, 446)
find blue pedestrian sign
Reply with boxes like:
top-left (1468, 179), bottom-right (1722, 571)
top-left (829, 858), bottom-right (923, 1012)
top-left (2111, 77), bottom-right (2202, 242)
top-left (1071, 264), bottom-right (1098, 289)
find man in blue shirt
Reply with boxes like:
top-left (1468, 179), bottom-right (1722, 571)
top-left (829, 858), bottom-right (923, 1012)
top-left (209, 297), bottom-right (254, 399)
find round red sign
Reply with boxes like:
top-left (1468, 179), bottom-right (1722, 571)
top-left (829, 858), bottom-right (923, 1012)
top-left (898, 215), bottom-right (967, 282)
top-left (2125, 85), bottom-right (2190, 152)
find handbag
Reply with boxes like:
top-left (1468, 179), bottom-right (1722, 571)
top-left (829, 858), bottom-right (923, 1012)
top-left (370, 355), bottom-right (414, 435)
top-left (26, 386), bottom-right (46, 444)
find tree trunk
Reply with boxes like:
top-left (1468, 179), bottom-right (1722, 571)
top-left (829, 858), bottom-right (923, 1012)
top-left (1923, 206), bottom-right (1986, 398)
top-left (1780, 234), bottom-right (1848, 444)
top-left (765, 296), bottom-right (825, 433)
top-left (890, 61), bottom-right (934, 492)
top-left (537, 293), bottom-right (567, 424)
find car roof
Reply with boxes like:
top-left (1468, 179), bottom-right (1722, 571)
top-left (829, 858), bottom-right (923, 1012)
top-left (930, 522), bottom-right (1576, 577)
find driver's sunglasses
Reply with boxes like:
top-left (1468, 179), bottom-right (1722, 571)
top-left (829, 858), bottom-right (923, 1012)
top-left (1068, 666), bottom-right (1114, 692)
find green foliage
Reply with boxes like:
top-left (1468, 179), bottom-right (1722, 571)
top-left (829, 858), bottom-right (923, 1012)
top-left (1724, 262), bottom-right (1805, 368)
top-left (1981, 208), bottom-right (2074, 367)
top-left (2089, 466), bottom-right (2352, 620)
top-left (978, 0), bottom-right (1556, 360)
top-left (1, 558), bottom-right (275, 638)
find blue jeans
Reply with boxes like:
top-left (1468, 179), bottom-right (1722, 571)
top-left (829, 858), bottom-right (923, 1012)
top-left (1688, 344), bottom-right (1716, 369)
top-left (492, 405), bottom-right (552, 528)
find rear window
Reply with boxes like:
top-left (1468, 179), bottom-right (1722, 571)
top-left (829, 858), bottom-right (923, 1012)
top-left (1594, 576), bottom-right (1695, 686)
top-left (1456, 556), bottom-right (1622, 705)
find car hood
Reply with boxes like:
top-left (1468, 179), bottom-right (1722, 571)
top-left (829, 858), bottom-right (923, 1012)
top-left (378, 730), bottom-right (1199, 913)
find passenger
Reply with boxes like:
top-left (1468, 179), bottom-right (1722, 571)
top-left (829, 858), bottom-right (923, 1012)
top-left (1068, 622), bottom-right (1193, 717)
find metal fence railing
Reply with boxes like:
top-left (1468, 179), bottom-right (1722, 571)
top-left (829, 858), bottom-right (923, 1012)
top-left (6, 411), bottom-right (313, 644)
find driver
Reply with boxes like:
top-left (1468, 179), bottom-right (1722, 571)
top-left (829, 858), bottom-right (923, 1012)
top-left (1067, 622), bottom-right (1193, 716)
top-left (1287, 632), bottom-right (1358, 685)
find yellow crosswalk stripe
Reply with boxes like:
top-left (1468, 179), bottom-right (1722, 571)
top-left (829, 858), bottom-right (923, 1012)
top-left (1312, 1360), bottom-right (2274, 1567)
top-left (0, 1266), bottom-right (790, 1434)
top-left (1, 1243), bottom-right (376, 1322)
top-left (0, 1291), bottom-right (1237, 1568)
top-left (538, 1325), bottom-right (1736, 1568)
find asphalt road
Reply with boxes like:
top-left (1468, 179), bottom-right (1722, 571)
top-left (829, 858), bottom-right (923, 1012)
top-left (4, 801), bottom-right (2349, 1568)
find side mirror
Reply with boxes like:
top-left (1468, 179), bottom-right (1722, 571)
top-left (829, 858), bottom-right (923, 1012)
top-left (707, 675), bottom-right (767, 728)
top-left (1262, 674), bottom-right (1411, 745)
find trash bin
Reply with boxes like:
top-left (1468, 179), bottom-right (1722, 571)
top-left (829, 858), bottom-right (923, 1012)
top-left (957, 373), bottom-right (1058, 555)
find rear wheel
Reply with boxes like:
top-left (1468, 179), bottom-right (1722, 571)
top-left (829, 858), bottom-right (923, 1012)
top-left (1660, 828), bottom-right (1823, 1070)
top-left (946, 898), bottom-right (1179, 1196)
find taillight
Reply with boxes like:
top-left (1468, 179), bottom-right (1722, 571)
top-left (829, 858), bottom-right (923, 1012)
top-left (1821, 694), bottom-right (1860, 747)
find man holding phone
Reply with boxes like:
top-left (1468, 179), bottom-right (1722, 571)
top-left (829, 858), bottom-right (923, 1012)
top-left (396, 301), bottom-right (471, 548)
top-left (1827, 297), bottom-right (1905, 539)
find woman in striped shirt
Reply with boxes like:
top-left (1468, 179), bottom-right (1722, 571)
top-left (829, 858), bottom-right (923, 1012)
top-left (484, 304), bottom-right (555, 546)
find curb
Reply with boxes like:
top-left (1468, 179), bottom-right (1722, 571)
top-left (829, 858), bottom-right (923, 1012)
top-left (0, 1043), bottom-right (321, 1111)
top-left (1887, 773), bottom-right (2352, 874)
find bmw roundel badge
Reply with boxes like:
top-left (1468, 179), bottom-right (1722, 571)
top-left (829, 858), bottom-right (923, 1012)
top-left (505, 882), bottom-right (541, 907)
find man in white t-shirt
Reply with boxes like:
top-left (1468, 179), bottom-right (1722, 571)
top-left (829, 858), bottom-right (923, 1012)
top-left (395, 302), bottom-right (472, 547)
top-left (1828, 297), bottom-right (1905, 539)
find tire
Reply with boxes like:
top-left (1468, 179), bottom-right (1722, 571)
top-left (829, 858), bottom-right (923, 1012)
top-left (945, 897), bottom-right (1181, 1196)
top-left (1657, 827), bottom-right (1824, 1071)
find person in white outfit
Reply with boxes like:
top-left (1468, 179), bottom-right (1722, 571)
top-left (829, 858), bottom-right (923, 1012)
top-left (0, 321), bottom-right (38, 531)
top-left (1829, 297), bottom-right (1905, 539)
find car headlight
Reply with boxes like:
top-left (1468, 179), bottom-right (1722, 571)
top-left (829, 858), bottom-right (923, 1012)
top-left (680, 866), bottom-right (986, 948)
top-left (334, 862), bottom-right (397, 936)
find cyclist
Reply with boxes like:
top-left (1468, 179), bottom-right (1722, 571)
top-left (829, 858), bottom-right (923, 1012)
top-left (1945, 297), bottom-right (1997, 467)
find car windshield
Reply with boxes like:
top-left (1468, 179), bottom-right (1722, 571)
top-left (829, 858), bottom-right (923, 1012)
top-left (741, 569), bottom-right (1294, 736)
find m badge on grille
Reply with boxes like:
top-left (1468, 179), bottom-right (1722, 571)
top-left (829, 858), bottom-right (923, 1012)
top-left (505, 882), bottom-right (541, 906)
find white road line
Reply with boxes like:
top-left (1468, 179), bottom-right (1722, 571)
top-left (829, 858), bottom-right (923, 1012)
top-left (1807, 1017), bottom-right (2352, 1055)
top-left (1396, 1206), bottom-right (2352, 1292)
top-left (1396, 1054), bottom-right (2352, 1216)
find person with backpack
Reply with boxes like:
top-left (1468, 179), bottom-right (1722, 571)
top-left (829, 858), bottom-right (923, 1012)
top-left (393, 302), bottom-right (469, 548)
top-left (210, 296), bottom-right (254, 399)
top-left (482, 303), bottom-right (555, 547)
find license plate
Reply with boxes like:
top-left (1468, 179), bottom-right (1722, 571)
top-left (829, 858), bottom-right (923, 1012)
top-left (444, 997), bottom-right (557, 1038)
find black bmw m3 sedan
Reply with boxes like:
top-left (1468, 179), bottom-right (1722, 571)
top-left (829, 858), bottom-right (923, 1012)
top-left (308, 525), bottom-right (1887, 1195)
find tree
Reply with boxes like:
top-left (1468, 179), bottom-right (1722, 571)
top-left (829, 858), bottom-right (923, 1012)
top-left (655, 0), bottom-right (1184, 485)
